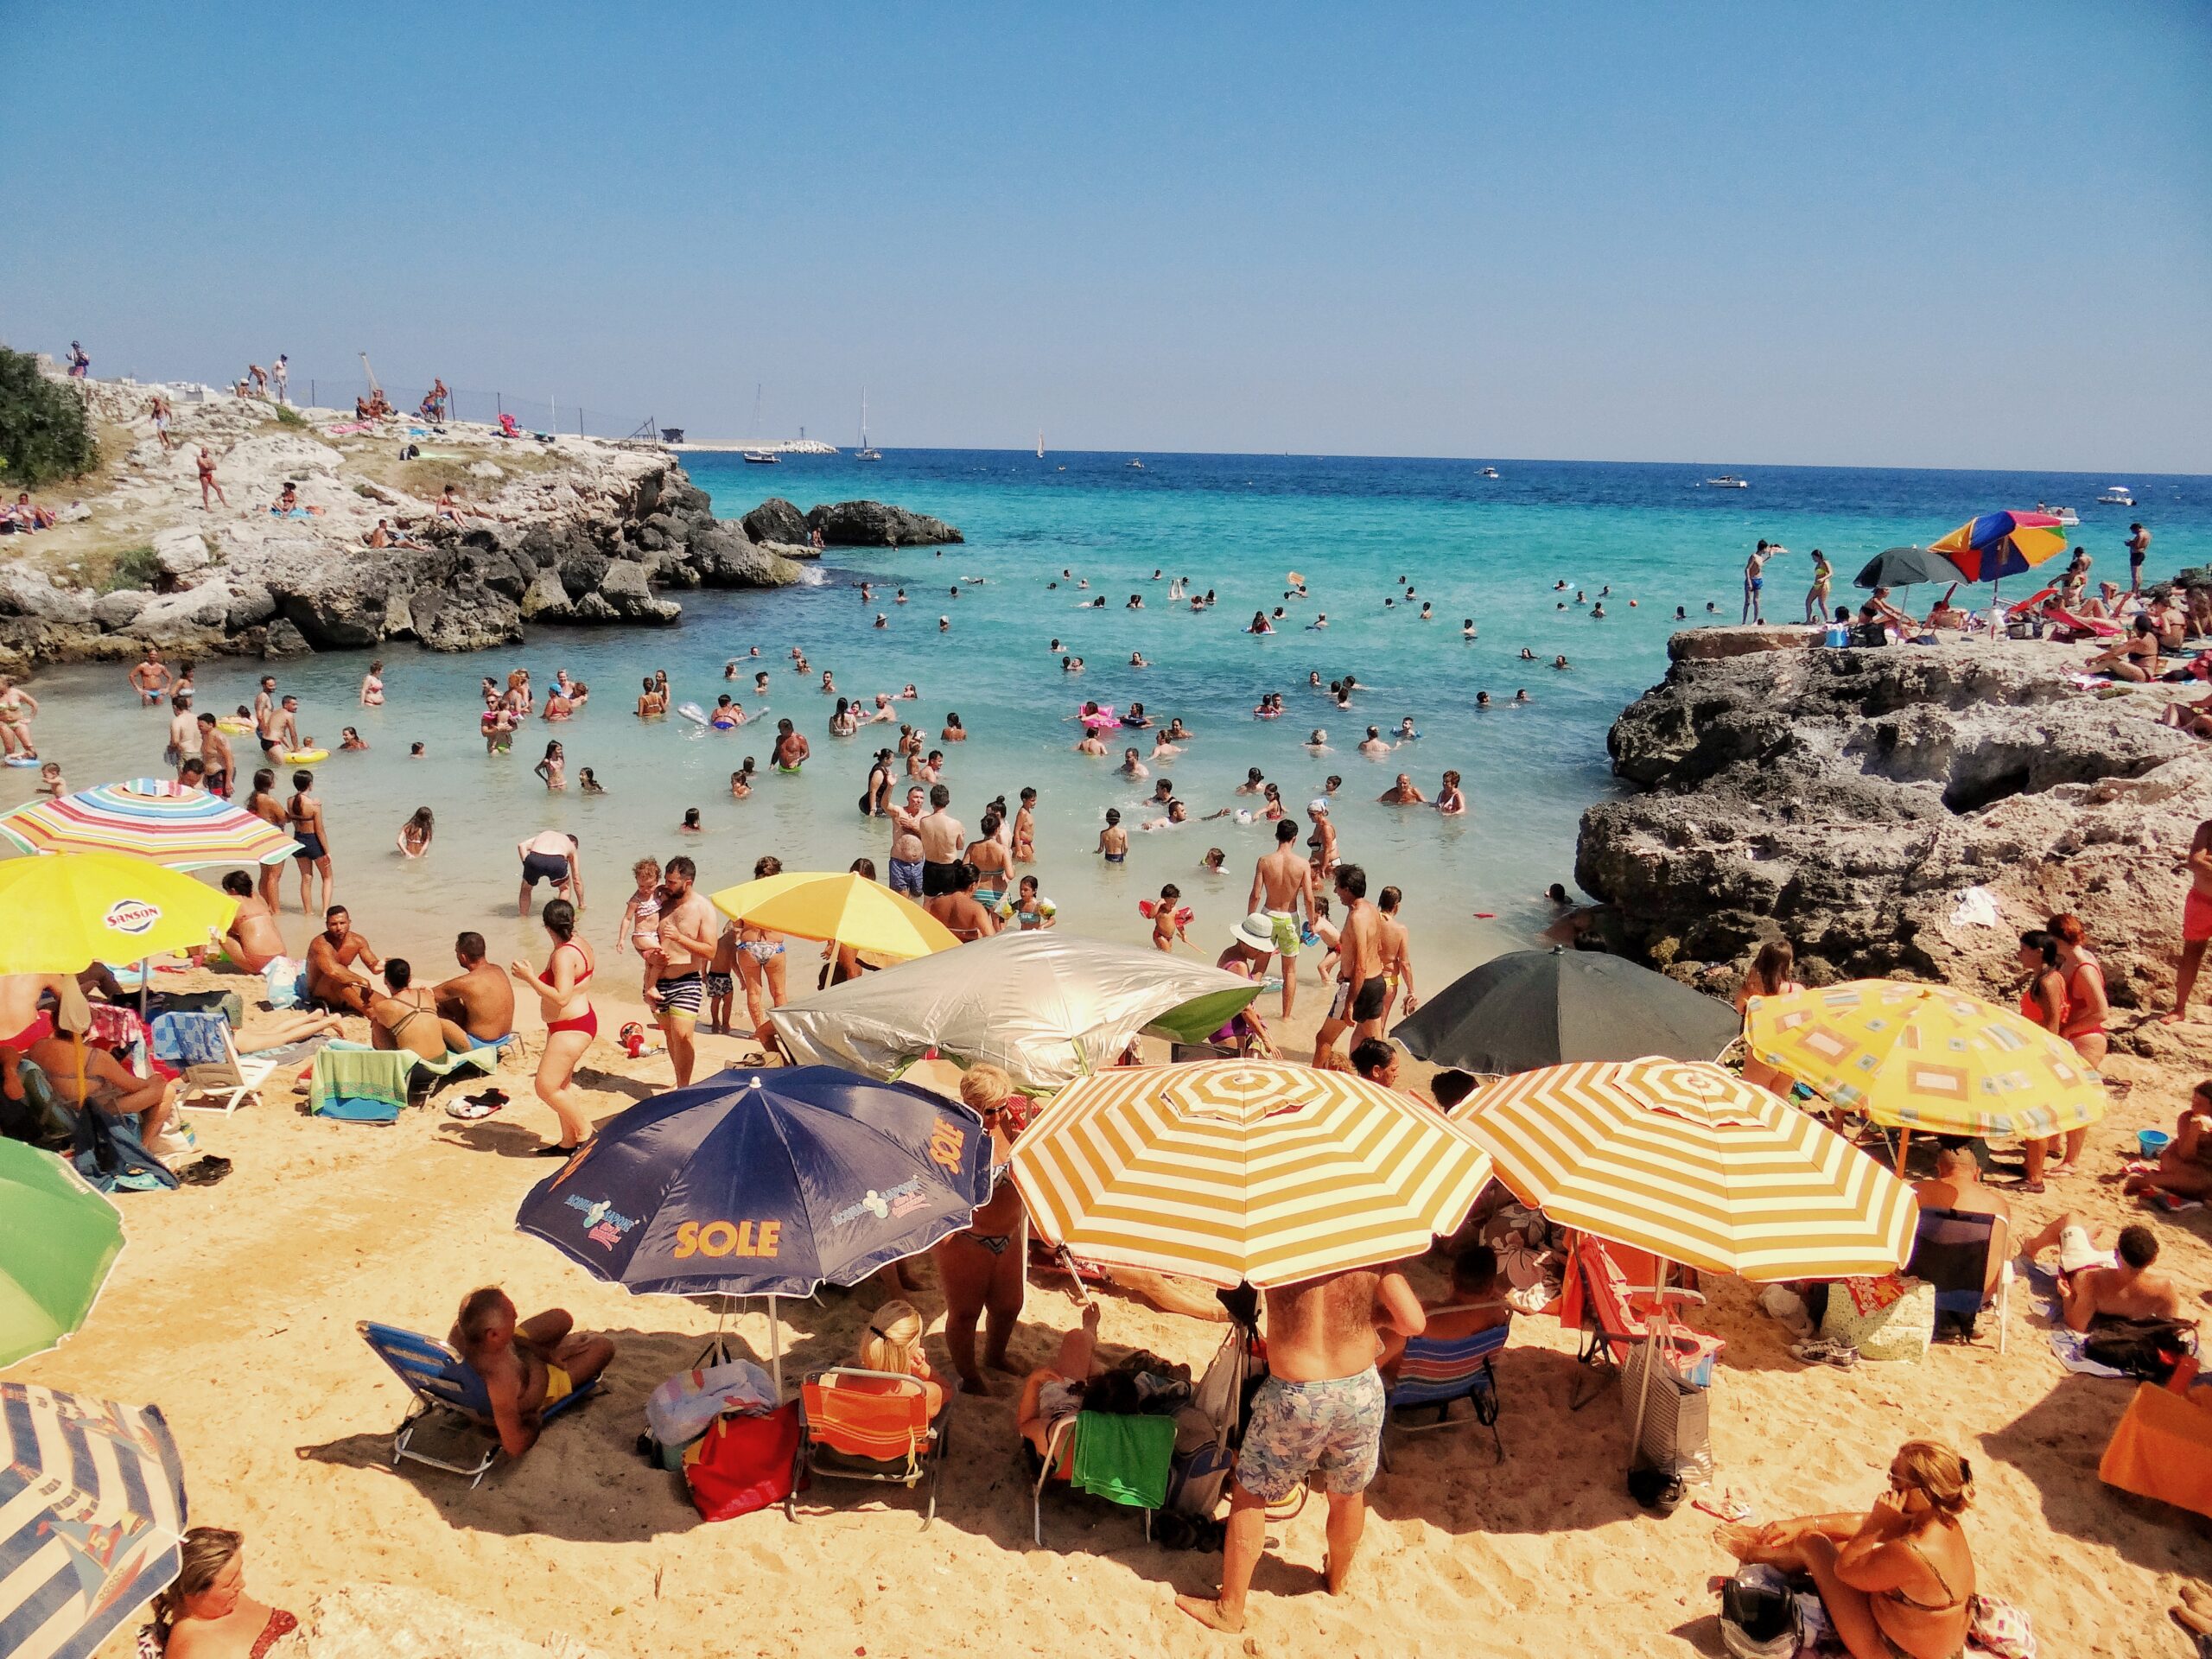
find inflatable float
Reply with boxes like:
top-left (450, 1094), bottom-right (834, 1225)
top-left (283, 748), bottom-right (328, 766)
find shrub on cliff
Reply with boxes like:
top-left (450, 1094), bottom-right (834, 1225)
top-left (0, 347), bottom-right (99, 488)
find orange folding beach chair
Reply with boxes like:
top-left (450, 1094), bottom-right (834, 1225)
top-left (786, 1369), bottom-right (950, 1529)
top-left (1559, 1234), bottom-right (1724, 1413)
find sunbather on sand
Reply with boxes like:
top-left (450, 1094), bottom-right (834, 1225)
top-left (1016, 1303), bottom-right (1142, 1476)
top-left (2017, 1215), bottom-right (2187, 1331)
top-left (1717, 1440), bottom-right (1975, 1659)
top-left (2125, 1079), bottom-right (2212, 1196)
top-left (1376, 1245), bottom-right (1510, 1378)
top-left (217, 871), bottom-right (286, 971)
top-left (1912, 1147), bottom-right (2012, 1301)
top-left (2085, 615), bottom-right (2162, 682)
top-left (856, 1300), bottom-right (945, 1416)
top-left (450, 1287), bottom-right (614, 1458)
top-left (27, 1026), bottom-right (180, 1148)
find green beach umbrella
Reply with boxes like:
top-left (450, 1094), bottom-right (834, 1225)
top-left (0, 1140), bottom-right (125, 1370)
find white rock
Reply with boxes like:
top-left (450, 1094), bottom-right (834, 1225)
top-left (153, 527), bottom-right (213, 577)
top-left (468, 461), bottom-right (505, 480)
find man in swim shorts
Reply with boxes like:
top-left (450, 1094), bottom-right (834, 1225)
top-left (2018, 1215), bottom-right (2188, 1332)
top-left (1247, 819), bottom-right (1315, 1020)
top-left (1174, 1263), bottom-right (1424, 1634)
top-left (434, 931), bottom-right (517, 1047)
top-left (451, 1286), bottom-right (614, 1459)
top-left (887, 785), bottom-right (928, 897)
top-left (654, 855), bottom-right (717, 1087)
top-left (1313, 865), bottom-right (1385, 1066)
top-left (918, 784), bottom-right (967, 896)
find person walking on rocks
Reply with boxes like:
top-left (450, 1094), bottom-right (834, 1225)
top-left (196, 447), bottom-right (227, 512)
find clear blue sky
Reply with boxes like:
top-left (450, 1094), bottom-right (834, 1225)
top-left (5, 2), bottom-right (2206, 469)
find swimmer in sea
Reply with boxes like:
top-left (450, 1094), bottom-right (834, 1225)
top-left (1358, 727), bottom-right (1393, 757)
top-left (753, 671), bottom-right (772, 696)
top-left (1462, 618), bottom-right (1477, 639)
top-left (1476, 690), bottom-right (1492, 709)
top-left (535, 741), bottom-right (566, 791)
top-left (1130, 652), bottom-right (1150, 667)
top-left (1518, 647), bottom-right (1536, 661)
top-left (1075, 730), bottom-right (1108, 756)
top-left (1127, 594), bottom-right (1143, 609)
top-left (1675, 606), bottom-right (1688, 620)
top-left (1436, 770), bottom-right (1465, 815)
top-left (772, 719), bottom-right (810, 772)
top-left (1378, 772), bottom-right (1426, 805)
top-left (680, 807), bottom-right (702, 833)
top-left (939, 616), bottom-right (950, 632)
top-left (1306, 728), bottom-right (1329, 752)
top-left (579, 768), bottom-right (605, 794)
top-left (1308, 613), bottom-right (1328, 630)
top-left (1553, 655), bottom-right (1571, 670)
top-left (730, 760), bottom-right (756, 798)
top-left (1248, 611), bottom-right (1274, 634)
top-left (1147, 779), bottom-right (1175, 808)
top-left (820, 671), bottom-right (837, 695)
top-left (1395, 716), bottom-right (1419, 741)
top-left (1513, 689), bottom-right (1531, 703)
top-left (874, 613), bottom-right (888, 628)
top-left (1096, 808), bottom-right (1128, 863)
top-left (942, 713), bottom-right (968, 742)
top-left (1309, 671), bottom-right (1324, 690)
top-left (898, 685), bottom-right (918, 700)
top-left (1419, 603), bottom-right (1432, 619)
top-left (1139, 800), bottom-right (1191, 831)
top-left (1150, 728), bottom-right (1181, 759)
top-left (1200, 846), bottom-right (1225, 872)
top-left (896, 589), bottom-right (908, 604)
top-left (1166, 718), bottom-right (1192, 742)
top-left (1591, 603), bottom-right (1605, 618)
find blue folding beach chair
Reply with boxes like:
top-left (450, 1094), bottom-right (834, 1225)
top-left (1380, 1320), bottom-right (1510, 1467)
top-left (1905, 1207), bottom-right (2009, 1353)
top-left (357, 1320), bottom-right (599, 1487)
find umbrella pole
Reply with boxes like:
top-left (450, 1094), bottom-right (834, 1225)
top-left (1897, 1127), bottom-right (1912, 1177)
top-left (767, 1292), bottom-right (784, 1400)
top-left (1625, 1272), bottom-right (1661, 1479)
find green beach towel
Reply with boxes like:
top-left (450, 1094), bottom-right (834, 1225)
top-left (310, 1041), bottom-right (494, 1118)
top-left (1070, 1411), bottom-right (1176, 1510)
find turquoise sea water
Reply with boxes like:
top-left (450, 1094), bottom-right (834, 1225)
top-left (10, 453), bottom-right (2209, 986)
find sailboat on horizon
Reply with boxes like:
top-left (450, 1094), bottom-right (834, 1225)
top-left (1036, 431), bottom-right (1045, 460)
top-left (856, 391), bottom-right (881, 461)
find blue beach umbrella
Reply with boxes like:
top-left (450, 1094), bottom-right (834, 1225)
top-left (515, 1065), bottom-right (995, 1392)
top-left (0, 1383), bottom-right (188, 1659)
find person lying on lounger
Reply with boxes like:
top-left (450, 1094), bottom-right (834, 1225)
top-left (450, 1287), bottom-right (614, 1458)
top-left (1015, 1303), bottom-right (1143, 1478)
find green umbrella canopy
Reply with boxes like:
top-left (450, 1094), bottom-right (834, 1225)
top-left (0, 1140), bottom-right (125, 1370)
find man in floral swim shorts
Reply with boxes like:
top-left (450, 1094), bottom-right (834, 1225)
top-left (1176, 1264), bottom-right (1426, 1634)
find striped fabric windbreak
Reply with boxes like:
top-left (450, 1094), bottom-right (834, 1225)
top-left (1009, 1060), bottom-right (1494, 1288)
top-left (0, 1384), bottom-right (187, 1659)
top-left (0, 779), bottom-right (296, 868)
top-left (1452, 1058), bottom-right (1916, 1281)
top-left (1745, 981), bottom-right (2106, 1139)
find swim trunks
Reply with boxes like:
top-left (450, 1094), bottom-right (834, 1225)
top-left (2186, 888), bottom-right (2212, 944)
top-left (922, 859), bottom-right (962, 897)
top-left (520, 850), bottom-right (569, 887)
top-left (2057, 1224), bottom-right (2117, 1276)
top-left (1329, 976), bottom-right (1388, 1023)
top-left (888, 857), bottom-right (925, 897)
top-left (1235, 1370), bottom-right (1386, 1502)
top-left (1267, 909), bottom-right (1302, 958)
top-left (655, 971), bottom-right (704, 1024)
top-left (542, 1363), bottom-right (574, 1407)
top-left (704, 971), bottom-right (734, 999)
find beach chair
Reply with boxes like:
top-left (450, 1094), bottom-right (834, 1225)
top-left (1381, 1320), bottom-right (1510, 1467)
top-left (1905, 1206), bottom-right (2009, 1354)
top-left (355, 1320), bottom-right (599, 1488)
top-left (786, 1368), bottom-right (950, 1529)
top-left (175, 1025), bottom-right (276, 1117)
top-left (1564, 1235), bottom-right (1723, 1412)
top-left (1031, 1409), bottom-right (1175, 1545)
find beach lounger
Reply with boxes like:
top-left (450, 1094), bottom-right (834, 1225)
top-left (1906, 1206), bottom-right (2009, 1353)
top-left (175, 1024), bottom-right (276, 1117)
top-left (1381, 1320), bottom-right (1510, 1466)
top-left (356, 1320), bottom-right (598, 1488)
top-left (1562, 1235), bottom-right (1722, 1412)
top-left (786, 1368), bottom-right (950, 1529)
top-left (1030, 1409), bottom-right (1176, 1545)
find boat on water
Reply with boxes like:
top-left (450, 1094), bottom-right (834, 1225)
top-left (856, 392), bottom-right (880, 461)
top-left (2036, 503), bottom-right (2080, 526)
top-left (1704, 474), bottom-right (1749, 489)
top-left (1037, 431), bottom-right (1045, 460)
top-left (1479, 466), bottom-right (1499, 478)
top-left (1127, 458), bottom-right (1145, 470)
top-left (2097, 485), bottom-right (2135, 506)
top-left (741, 451), bottom-right (779, 465)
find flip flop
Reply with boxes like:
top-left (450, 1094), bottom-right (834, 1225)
top-left (445, 1093), bottom-right (505, 1121)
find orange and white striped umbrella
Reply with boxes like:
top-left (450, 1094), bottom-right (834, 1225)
top-left (1009, 1059), bottom-right (1493, 1287)
top-left (1452, 1057), bottom-right (1916, 1281)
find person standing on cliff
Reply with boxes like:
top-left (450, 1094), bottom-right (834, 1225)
top-left (2163, 817), bottom-right (2212, 1024)
top-left (1742, 540), bottom-right (1771, 625)
top-left (197, 446), bottom-right (228, 512)
top-left (2127, 522), bottom-right (2152, 594)
top-left (1804, 548), bottom-right (1833, 625)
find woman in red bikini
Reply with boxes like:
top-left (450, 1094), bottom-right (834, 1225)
top-left (2048, 911), bottom-right (2108, 1173)
top-left (148, 1526), bottom-right (297, 1658)
top-left (2015, 928), bottom-right (2071, 1192)
top-left (512, 898), bottom-right (596, 1154)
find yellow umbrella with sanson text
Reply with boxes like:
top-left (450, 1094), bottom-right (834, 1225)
top-left (1744, 981), bottom-right (2104, 1141)
top-left (1009, 1059), bottom-right (1494, 1287)
top-left (1451, 1057), bottom-right (1917, 1281)
top-left (708, 870), bottom-right (959, 961)
top-left (0, 851), bottom-right (237, 974)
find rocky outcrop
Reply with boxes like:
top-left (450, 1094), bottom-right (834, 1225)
top-left (806, 499), bottom-right (963, 547)
top-left (742, 498), bottom-right (810, 546)
top-left (1576, 629), bottom-right (2212, 1030)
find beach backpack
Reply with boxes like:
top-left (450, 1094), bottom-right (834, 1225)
top-left (2083, 1317), bottom-right (2197, 1383)
top-left (1716, 1567), bottom-right (1796, 1658)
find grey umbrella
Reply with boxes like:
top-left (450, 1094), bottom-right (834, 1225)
top-left (1392, 949), bottom-right (1740, 1075)
top-left (1854, 546), bottom-right (1960, 589)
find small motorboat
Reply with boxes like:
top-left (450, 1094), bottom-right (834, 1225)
top-left (1126, 458), bottom-right (1145, 470)
top-left (1479, 466), bottom-right (1499, 478)
top-left (1704, 474), bottom-right (1749, 489)
top-left (2052, 506), bottom-right (2079, 526)
top-left (2096, 486), bottom-right (2134, 506)
top-left (742, 450), bottom-right (779, 465)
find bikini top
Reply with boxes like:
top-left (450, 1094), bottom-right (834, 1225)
top-left (556, 941), bottom-right (594, 986)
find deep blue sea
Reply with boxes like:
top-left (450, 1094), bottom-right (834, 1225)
top-left (13, 451), bottom-right (2209, 983)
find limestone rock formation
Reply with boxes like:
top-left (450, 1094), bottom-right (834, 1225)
top-left (806, 499), bottom-right (963, 547)
top-left (742, 498), bottom-right (810, 545)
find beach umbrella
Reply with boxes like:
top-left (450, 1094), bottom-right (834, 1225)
top-left (707, 869), bottom-right (957, 961)
top-left (0, 1142), bottom-right (124, 1370)
top-left (515, 1065), bottom-right (993, 1394)
top-left (1394, 949), bottom-right (1739, 1074)
top-left (1743, 981), bottom-right (2106, 1166)
top-left (1450, 1058), bottom-right (1916, 1281)
top-left (1009, 1058), bottom-right (1495, 1287)
top-left (0, 1382), bottom-right (188, 1659)
top-left (1853, 546), bottom-right (1958, 590)
top-left (1927, 511), bottom-right (2069, 585)
top-left (0, 852), bottom-right (237, 976)
top-left (768, 931), bottom-right (1262, 1090)
top-left (0, 779), bottom-right (295, 869)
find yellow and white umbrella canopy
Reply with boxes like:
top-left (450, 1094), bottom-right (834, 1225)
top-left (1010, 1059), bottom-right (1494, 1287)
top-left (1745, 980), bottom-right (2104, 1140)
top-left (1452, 1057), bottom-right (1916, 1281)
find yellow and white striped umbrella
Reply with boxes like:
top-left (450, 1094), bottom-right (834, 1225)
top-left (1451, 1057), bottom-right (1916, 1281)
top-left (1009, 1059), bottom-right (1494, 1287)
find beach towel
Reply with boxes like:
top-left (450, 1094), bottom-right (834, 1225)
top-left (1948, 887), bottom-right (2000, 929)
top-left (2100, 1379), bottom-right (2212, 1520)
top-left (1070, 1411), bottom-right (1176, 1510)
top-left (264, 957), bottom-right (308, 1008)
top-left (151, 1011), bottom-right (229, 1068)
top-left (309, 1043), bottom-right (411, 1120)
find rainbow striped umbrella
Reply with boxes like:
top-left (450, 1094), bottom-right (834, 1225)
top-left (1452, 1058), bottom-right (1916, 1281)
top-left (1009, 1059), bottom-right (1493, 1287)
top-left (1745, 980), bottom-right (2105, 1141)
top-left (0, 779), bottom-right (294, 868)
top-left (1926, 511), bottom-right (2069, 584)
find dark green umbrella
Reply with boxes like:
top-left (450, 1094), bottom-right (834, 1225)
top-left (1392, 949), bottom-right (1740, 1075)
top-left (1853, 546), bottom-right (1956, 589)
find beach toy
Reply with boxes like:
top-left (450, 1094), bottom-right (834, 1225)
top-left (215, 716), bottom-right (255, 734)
top-left (1080, 704), bottom-right (1121, 730)
top-left (678, 702), bottom-right (709, 726)
top-left (2139, 1128), bottom-right (2172, 1160)
top-left (3, 755), bottom-right (41, 769)
top-left (620, 1020), bottom-right (646, 1059)
top-left (283, 749), bottom-right (327, 765)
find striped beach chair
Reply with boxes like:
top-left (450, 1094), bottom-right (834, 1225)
top-left (1565, 1235), bottom-right (1723, 1411)
top-left (356, 1320), bottom-right (598, 1487)
top-left (1382, 1319), bottom-right (1511, 1465)
top-left (787, 1369), bottom-right (950, 1529)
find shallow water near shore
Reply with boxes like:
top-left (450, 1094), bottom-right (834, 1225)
top-left (10, 450), bottom-right (2209, 984)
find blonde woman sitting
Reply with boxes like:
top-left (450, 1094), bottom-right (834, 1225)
top-left (858, 1300), bottom-right (945, 1417)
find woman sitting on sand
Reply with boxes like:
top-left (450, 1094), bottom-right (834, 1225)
top-left (2086, 615), bottom-right (2162, 683)
top-left (1718, 1440), bottom-right (1974, 1659)
top-left (147, 1526), bottom-right (298, 1659)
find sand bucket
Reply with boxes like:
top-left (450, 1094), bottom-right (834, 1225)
top-left (2139, 1128), bottom-right (2172, 1159)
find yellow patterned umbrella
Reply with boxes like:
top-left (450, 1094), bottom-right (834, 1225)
top-left (708, 870), bottom-right (958, 960)
top-left (1008, 1059), bottom-right (1493, 1287)
top-left (1744, 981), bottom-right (2105, 1141)
top-left (1452, 1058), bottom-right (1916, 1281)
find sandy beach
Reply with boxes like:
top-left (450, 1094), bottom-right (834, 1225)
top-left (16, 960), bottom-right (2210, 1659)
